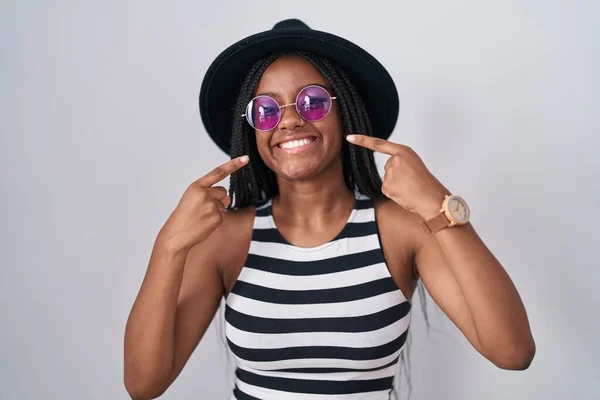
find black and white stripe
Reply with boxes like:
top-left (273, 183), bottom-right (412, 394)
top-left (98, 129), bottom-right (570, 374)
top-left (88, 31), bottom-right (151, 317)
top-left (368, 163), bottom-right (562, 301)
top-left (226, 194), bottom-right (411, 399)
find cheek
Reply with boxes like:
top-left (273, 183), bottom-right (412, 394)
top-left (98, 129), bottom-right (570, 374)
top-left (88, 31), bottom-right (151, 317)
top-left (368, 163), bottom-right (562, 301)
top-left (318, 110), bottom-right (344, 147)
top-left (255, 130), bottom-right (271, 148)
top-left (330, 103), bottom-right (344, 130)
top-left (255, 133), bottom-right (266, 151)
top-left (254, 132), bottom-right (276, 167)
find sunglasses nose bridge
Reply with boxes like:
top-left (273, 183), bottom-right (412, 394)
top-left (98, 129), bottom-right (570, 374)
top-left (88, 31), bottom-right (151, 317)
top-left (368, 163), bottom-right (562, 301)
top-left (277, 102), bottom-right (305, 130)
top-left (279, 102), bottom-right (297, 111)
top-left (278, 102), bottom-right (301, 119)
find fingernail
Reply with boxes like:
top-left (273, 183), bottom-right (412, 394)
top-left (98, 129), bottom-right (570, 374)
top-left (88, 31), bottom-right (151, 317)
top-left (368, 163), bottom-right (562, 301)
top-left (346, 135), bottom-right (356, 142)
top-left (240, 155), bottom-right (249, 163)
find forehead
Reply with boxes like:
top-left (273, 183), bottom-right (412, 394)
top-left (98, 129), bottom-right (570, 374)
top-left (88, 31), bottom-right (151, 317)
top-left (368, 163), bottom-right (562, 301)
top-left (255, 55), bottom-right (329, 96)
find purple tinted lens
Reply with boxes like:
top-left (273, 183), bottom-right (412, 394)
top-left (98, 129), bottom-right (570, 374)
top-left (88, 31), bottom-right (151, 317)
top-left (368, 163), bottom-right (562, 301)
top-left (246, 96), bottom-right (280, 130)
top-left (296, 86), bottom-right (332, 121)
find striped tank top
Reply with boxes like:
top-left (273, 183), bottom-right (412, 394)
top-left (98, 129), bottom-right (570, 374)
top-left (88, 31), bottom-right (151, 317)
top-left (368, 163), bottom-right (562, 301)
top-left (225, 193), bottom-right (412, 399)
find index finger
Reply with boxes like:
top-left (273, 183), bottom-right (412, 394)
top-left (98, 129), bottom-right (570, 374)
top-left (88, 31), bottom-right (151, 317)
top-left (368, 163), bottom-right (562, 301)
top-left (346, 135), bottom-right (401, 156)
top-left (196, 155), bottom-right (249, 187)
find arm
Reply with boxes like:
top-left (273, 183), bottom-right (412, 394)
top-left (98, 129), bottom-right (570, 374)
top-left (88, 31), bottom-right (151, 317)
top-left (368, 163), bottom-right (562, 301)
top-left (415, 214), bottom-right (535, 370)
top-left (123, 233), bottom-right (223, 399)
top-left (124, 155), bottom-right (250, 399)
top-left (347, 134), bottom-right (535, 370)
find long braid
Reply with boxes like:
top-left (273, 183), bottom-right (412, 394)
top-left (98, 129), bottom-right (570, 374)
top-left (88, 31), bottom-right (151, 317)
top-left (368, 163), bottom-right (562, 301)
top-left (298, 53), bottom-right (383, 198)
top-left (298, 53), bottom-right (362, 191)
top-left (229, 53), bottom-right (281, 207)
top-left (302, 55), bottom-right (360, 191)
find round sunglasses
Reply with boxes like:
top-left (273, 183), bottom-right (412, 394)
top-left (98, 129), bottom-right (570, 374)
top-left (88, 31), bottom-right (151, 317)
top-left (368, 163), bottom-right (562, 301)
top-left (242, 85), bottom-right (337, 131)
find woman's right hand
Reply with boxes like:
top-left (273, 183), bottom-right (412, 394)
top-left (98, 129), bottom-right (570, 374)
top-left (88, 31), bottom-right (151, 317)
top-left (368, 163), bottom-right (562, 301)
top-left (156, 155), bottom-right (250, 253)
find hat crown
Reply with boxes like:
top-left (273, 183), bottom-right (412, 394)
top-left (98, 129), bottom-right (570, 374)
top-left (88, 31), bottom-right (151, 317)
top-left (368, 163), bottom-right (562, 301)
top-left (272, 19), bottom-right (310, 30)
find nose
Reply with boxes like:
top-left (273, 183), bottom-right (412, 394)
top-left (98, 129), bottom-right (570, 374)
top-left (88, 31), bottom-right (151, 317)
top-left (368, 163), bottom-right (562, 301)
top-left (278, 104), bottom-right (304, 131)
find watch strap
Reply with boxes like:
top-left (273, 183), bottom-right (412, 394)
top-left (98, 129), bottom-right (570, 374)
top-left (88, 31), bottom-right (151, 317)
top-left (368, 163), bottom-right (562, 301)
top-left (421, 213), bottom-right (451, 234)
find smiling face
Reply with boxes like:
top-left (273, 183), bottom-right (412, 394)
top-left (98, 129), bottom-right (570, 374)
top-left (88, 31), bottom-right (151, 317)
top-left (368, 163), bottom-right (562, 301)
top-left (253, 55), bottom-right (344, 181)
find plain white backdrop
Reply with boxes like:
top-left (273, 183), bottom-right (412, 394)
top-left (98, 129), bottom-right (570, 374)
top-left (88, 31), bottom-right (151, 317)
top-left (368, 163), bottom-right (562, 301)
top-left (1, 1), bottom-right (599, 399)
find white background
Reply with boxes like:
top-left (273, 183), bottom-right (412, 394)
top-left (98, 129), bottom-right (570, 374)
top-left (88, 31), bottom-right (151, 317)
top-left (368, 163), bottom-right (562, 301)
top-left (1, 1), bottom-right (599, 399)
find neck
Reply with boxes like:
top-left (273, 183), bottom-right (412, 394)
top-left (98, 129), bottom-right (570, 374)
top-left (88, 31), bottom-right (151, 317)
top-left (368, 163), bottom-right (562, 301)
top-left (272, 159), bottom-right (355, 223)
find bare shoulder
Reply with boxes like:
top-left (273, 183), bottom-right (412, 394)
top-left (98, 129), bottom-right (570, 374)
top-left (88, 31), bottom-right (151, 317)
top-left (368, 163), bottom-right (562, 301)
top-left (184, 206), bottom-right (255, 292)
top-left (374, 198), bottom-right (426, 300)
top-left (221, 205), bottom-right (257, 230)
top-left (374, 198), bottom-right (425, 248)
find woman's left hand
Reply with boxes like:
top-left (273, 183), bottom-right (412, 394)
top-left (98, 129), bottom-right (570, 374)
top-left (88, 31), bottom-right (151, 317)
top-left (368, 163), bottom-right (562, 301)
top-left (347, 134), bottom-right (450, 220)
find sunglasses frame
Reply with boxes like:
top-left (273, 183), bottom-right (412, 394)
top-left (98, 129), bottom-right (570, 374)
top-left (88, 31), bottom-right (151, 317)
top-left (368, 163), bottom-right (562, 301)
top-left (241, 85), bottom-right (337, 131)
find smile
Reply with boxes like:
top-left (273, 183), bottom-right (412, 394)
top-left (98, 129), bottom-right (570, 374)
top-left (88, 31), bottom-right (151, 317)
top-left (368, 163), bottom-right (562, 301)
top-left (276, 137), bottom-right (318, 153)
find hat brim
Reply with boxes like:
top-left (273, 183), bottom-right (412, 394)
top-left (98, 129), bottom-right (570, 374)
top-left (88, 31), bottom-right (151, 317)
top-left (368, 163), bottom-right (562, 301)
top-left (199, 27), bottom-right (399, 155)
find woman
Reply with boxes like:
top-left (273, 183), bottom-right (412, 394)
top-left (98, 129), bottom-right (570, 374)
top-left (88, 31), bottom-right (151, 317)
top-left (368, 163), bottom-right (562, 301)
top-left (124, 19), bottom-right (535, 400)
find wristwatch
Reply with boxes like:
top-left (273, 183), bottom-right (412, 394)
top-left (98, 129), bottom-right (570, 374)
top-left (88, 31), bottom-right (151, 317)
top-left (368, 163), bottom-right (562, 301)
top-left (421, 195), bottom-right (471, 234)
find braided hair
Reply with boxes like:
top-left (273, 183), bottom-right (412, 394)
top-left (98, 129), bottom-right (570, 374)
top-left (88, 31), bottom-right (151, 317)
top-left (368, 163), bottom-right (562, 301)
top-left (228, 51), bottom-right (385, 209)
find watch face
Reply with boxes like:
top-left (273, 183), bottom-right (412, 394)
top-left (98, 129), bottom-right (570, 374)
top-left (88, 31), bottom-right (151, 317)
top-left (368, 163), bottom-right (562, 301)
top-left (447, 197), bottom-right (470, 223)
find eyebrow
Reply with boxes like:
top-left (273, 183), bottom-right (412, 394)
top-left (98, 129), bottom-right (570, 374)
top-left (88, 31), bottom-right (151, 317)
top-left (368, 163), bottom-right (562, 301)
top-left (255, 83), bottom-right (330, 98)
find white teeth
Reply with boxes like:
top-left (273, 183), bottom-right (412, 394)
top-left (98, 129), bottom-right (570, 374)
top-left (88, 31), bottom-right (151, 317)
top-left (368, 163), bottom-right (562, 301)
top-left (280, 138), bottom-right (313, 149)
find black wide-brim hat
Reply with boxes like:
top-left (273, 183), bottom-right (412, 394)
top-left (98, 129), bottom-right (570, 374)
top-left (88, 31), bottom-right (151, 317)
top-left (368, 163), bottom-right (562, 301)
top-left (199, 19), bottom-right (399, 155)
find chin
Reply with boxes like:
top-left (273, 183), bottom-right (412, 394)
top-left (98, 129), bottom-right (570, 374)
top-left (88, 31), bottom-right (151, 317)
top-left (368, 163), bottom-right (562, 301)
top-left (258, 136), bottom-right (342, 181)
top-left (278, 158), bottom-right (322, 181)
